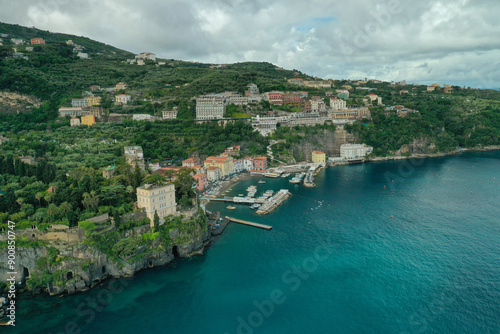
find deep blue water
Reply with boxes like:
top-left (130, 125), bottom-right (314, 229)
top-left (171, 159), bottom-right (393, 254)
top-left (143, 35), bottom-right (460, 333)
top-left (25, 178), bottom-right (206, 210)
top-left (11, 151), bottom-right (500, 334)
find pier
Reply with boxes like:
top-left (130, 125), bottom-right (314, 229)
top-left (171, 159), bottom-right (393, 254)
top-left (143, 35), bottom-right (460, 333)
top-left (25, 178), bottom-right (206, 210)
top-left (227, 217), bottom-right (273, 230)
top-left (256, 189), bottom-right (291, 214)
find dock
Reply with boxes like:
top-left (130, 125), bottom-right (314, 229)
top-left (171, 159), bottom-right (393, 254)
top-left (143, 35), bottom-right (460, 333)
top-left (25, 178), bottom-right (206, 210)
top-left (256, 189), bottom-right (291, 214)
top-left (227, 217), bottom-right (273, 230)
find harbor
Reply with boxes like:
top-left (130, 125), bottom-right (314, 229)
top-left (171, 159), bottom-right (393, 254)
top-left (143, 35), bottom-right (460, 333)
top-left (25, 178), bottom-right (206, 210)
top-left (256, 189), bottom-right (291, 214)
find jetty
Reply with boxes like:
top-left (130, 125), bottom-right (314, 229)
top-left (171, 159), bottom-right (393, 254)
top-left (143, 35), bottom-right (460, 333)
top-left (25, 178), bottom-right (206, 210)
top-left (256, 189), bottom-right (291, 214)
top-left (227, 217), bottom-right (273, 230)
top-left (304, 163), bottom-right (324, 187)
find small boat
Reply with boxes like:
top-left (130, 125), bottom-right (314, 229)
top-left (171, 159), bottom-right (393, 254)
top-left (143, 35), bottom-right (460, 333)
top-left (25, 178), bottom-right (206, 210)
top-left (250, 203), bottom-right (261, 209)
top-left (227, 206), bottom-right (236, 210)
top-left (258, 180), bottom-right (266, 184)
top-left (290, 177), bottom-right (301, 184)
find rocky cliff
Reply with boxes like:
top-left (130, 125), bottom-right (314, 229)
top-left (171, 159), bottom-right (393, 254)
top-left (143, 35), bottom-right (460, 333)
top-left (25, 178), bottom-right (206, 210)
top-left (0, 211), bottom-right (211, 296)
top-left (291, 126), bottom-right (358, 161)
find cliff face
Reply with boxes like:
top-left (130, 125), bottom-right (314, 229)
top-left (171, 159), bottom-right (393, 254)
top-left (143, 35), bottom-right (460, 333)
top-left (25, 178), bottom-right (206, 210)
top-left (291, 126), bottom-right (358, 161)
top-left (0, 214), bottom-right (211, 296)
top-left (392, 137), bottom-right (438, 156)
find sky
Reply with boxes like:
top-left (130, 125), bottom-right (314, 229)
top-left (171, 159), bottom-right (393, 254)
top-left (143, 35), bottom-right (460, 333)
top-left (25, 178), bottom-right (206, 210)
top-left (1, 0), bottom-right (500, 88)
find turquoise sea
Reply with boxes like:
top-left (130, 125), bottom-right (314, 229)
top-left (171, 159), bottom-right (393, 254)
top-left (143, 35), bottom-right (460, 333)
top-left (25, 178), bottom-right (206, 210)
top-left (11, 151), bottom-right (500, 333)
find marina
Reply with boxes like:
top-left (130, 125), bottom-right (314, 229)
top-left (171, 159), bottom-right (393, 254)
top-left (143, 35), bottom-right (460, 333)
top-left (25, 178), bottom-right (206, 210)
top-left (256, 189), bottom-right (291, 214)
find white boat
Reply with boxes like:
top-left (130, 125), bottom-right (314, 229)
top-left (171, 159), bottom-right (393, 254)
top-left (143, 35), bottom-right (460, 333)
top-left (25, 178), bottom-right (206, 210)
top-left (258, 180), bottom-right (266, 184)
top-left (263, 190), bottom-right (274, 197)
top-left (249, 203), bottom-right (261, 209)
top-left (281, 173), bottom-right (290, 178)
top-left (290, 177), bottom-right (301, 184)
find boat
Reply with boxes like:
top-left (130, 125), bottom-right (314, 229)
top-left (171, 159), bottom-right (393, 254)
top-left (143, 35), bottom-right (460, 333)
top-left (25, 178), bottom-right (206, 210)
top-left (290, 177), bottom-right (301, 184)
top-left (226, 206), bottom-right (236, 210)
top-left (263, 190), bottom-right (274, 197)
top-left (258, 180), bottom-right (266, 184)
top-left (281, 173), bottom-right (290, 178)
top-left (249, 203), bottom-right (261, 209)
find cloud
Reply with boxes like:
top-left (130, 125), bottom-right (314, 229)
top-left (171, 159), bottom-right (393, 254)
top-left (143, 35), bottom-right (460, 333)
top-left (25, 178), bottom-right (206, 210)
top-left (0, 0), bottom-right (499, 88)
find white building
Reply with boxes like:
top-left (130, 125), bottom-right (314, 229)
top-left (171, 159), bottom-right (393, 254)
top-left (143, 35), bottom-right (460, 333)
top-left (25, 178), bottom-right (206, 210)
top-left (115, 94), bottom-right (131, 105)
top-left (133, 114), bottom-right (154, 121)
top-left (77, 52), bottom-right (89, 59)
top-left (233, 159), bottom-right (244, 173)
top-left (243, 158), bottom-right (254, 171)
top-left (196, 95), bottom-right (225, 120)
top-left (251, 115), bottom-right (278, 136)
top-left (136, 52), bottom-right (156, 62)
top-left (59, 107), bottom-right (85, 118)
top-left (330, 98), bottom-right (347, 110)
top-left (206, 166), bottom-right (222, 182)
top-left (137, 183), bottom-right (176, 227)
top-left (340, 144), bottom-right (373, 161)
top-left (163, 109), bottom-right (178, 119)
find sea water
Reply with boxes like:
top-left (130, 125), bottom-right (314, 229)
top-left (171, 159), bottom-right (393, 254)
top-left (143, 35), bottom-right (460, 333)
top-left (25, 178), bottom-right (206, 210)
top-left (11, 151), bottom-right (500, 333)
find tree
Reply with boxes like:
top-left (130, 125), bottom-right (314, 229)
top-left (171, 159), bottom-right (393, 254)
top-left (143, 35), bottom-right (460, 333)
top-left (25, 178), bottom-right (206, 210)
top-left (153, 210), bottom-right (160, 231)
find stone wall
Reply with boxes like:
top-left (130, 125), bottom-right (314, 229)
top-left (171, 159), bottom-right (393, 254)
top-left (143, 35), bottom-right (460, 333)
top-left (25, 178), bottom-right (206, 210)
top-left (122, 209), bottom-right (146, 222)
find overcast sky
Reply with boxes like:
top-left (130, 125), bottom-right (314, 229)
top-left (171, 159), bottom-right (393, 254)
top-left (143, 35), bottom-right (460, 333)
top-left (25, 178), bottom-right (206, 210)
top-left (1, 0), bottom-right (499, 88)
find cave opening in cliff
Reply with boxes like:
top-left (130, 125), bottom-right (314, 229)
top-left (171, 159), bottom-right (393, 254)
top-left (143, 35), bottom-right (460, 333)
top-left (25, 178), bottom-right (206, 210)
top-left (149, 260), bottom-right (153, 267)
top-left (67, 271), bottom-right (73, 280)
top-left (32, 234), bottom-right (35, 239)
top-left (23, 267), bottom-right (29, 279)
top-left (102, 266), bottom-right (106, 273)
top-left (172, 246), bottom-right (180, 258)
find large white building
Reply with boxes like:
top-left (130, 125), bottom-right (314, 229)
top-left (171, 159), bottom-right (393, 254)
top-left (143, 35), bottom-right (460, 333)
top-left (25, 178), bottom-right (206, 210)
top-left (196, 96), bottom-right (226, 120)
top-left (59, 107), bottom-right (86, 117)
top-left (251, 116), bottom-right (278, 136)
top-left (330, 98), bottom-right (347, 110)
top-left (136, 183), bottom-right (176, 227)
top-left (340, 144), bottom-right (373, 161)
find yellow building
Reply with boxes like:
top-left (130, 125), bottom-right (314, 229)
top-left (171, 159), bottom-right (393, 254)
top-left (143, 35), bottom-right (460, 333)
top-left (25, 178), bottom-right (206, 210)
top-left (84, 96), bottom-right (102, 106)
top-left (312, 151), bottom-right (326, 163)
top-left (204, 156), bottom-right (234, 177)
top-left (81, 115), bottom-right (95, 126)
top-left (137, 183), bottom-right (177, 228)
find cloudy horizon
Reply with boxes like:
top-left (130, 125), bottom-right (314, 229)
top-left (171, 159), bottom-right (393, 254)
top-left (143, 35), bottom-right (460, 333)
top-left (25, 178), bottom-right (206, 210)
top-left (1, 0), bottom-right (499, 88)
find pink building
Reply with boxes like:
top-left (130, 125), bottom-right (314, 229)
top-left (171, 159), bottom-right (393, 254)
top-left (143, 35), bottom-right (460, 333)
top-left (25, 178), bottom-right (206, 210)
top-left (253, 157), bottom-right (268, 170)
top-left (193, 173), bottom-right (208, 191)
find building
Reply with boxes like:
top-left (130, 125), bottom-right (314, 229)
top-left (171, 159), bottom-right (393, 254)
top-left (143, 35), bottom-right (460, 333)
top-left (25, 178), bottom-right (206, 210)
top-left (330, 98), bottom-right (347, 110)
top-left (196, 96), bottom-right (225, 120)
top-left (253, 157), bottom-right (268, 170)
top-left (84, 96), bottom-right (101, 106)
top-left (163, 109), bottom-right (178, 119)
top-left (115, 94), bottom-right (131, 105)
top-left (251, 115), bottom-right (278, 136)
top-left (303, 80), bottom-right (331, 89)
top-left (19, 156), bottom-right (35, 165)
top-left (340, 144), bottom-right (373, 161)
top-left (206, 166), bottom-right (222, 182)
top-left (102, 166), bottom-right (115, 179)
top-left (133, 114), bottom-right (154, 121)
top-left (11, 39), bottom-right (24, 45)
top-left (72, 99), bottom-right (87, 108)
top-left (89, 85), bottom-right (101, 91)
top-left (244, 157), bottom-right (254, 171)
top-left (85, 107), bottom-right (103, 119)
top-left (312, 151), bottom-right (326, 163)
top-left (287, 78), bottom-right (304, 86)
top-left (329, 108), bottom-right (370, 120)
top-left (124, 146), bottom-right (145, 170)
top-left (204, 156), bottom-right (234, 177)
top-left (366, 94), bottom-right (382, 105)
top-left (70, 117), bottom-right (81, 126)
top-left (30, 38), bottom-right (45, 45)
top-left (81, 115), bottom-right (96, 126)
top-left (310, 97), bottom-right (327, 113)
top-left (233, 159), bottom-right (244, 173)
top-left (136, 183), bottom-right (176, 227)
top-left (115, 82), bottom-right (128, 90)
top-left (59, 107), bottom-right (85, 118)
top-left (182, 158), bottom-right (200, 168)
top-left (282, 92), bottom-right (302, 106)
top-left (136, 52), bottom-right (156, 62)
top-left (266, 91), bottom-right (283, 106)
top-left (77, 52), bottom-right (89, 59)
top-left (193, 173), bottom-right (208, 191)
